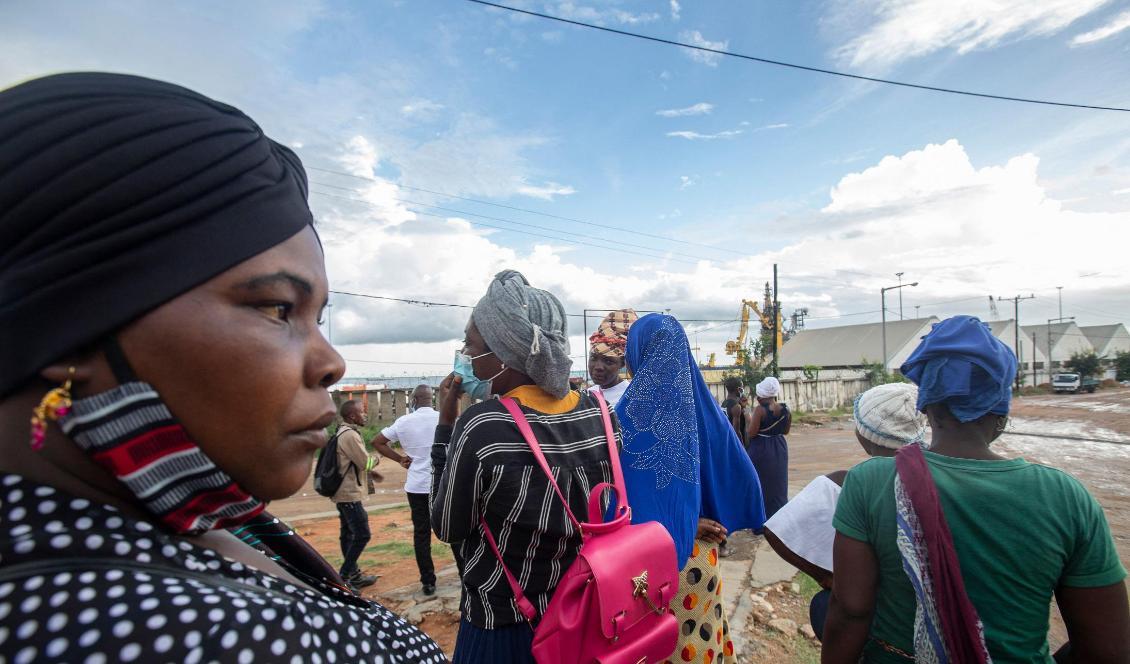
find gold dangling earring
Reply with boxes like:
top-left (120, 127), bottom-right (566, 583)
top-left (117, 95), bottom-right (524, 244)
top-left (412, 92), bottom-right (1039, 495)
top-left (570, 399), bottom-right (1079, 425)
top-left (30, 367), bottom-right (75, 450)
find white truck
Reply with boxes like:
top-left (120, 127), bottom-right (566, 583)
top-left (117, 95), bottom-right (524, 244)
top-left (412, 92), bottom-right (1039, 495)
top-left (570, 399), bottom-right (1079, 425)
top-left (1052, 373), bottom-right (1098, 394)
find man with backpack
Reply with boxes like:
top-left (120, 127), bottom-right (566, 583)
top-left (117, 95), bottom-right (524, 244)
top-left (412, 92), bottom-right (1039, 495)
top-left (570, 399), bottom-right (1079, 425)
top-left (331, 399), bottom-right (382, 591)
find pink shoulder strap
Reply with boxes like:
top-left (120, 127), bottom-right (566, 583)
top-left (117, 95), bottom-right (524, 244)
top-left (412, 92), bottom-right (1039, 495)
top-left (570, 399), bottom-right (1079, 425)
top-left (478, 391), bottom-right (624, 621)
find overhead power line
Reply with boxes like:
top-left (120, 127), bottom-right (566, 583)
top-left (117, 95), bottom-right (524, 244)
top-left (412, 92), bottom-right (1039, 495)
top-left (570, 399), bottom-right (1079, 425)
top-left (307, 165), bottom-right (747, 256)
top-left (467, 0), bottom-right (1130, 113)
top-left (311, 188), bottom-right (698, 265)
top-left (311, 182), bottom-right (713, 262)
top-left (328, 287), bottom-right (907, 324)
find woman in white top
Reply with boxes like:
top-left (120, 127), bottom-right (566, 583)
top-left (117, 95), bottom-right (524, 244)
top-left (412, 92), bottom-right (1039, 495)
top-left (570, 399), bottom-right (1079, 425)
top-left (762, 383), bottom-right (927, 641)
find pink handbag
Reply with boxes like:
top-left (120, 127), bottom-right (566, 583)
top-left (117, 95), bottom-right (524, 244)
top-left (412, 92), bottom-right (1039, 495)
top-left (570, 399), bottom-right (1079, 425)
top-left (480, 391), bottom-right (679, 664)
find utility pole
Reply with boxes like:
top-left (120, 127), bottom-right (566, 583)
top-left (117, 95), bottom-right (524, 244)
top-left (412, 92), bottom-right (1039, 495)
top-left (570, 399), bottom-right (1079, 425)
top-left (1047, 315), bottom-right (1075, 380)
top-left (1057, 286), bottom-right (1064, 321)
top-left (772, 263), bottom-right (779, 376)
top-left (326, 302), bottom-right (333, 344)
top-left (896, 272), bottom-right (905, 319)
top-left (998, 294), bottom-right (1035, 391)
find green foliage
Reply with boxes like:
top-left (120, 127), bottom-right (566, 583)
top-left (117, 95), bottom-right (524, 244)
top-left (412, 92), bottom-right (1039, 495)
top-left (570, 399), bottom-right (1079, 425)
top-left (860, 358), bottom-right (908, 386)
top-left (1114, 351), bottom-right (1130, 381)
top-left (801, 365), bottom-right (821, 381)
top-left (726, 338), bottom-right (771, 393)
top-left (1065, 351), bottom-right (1102, 378)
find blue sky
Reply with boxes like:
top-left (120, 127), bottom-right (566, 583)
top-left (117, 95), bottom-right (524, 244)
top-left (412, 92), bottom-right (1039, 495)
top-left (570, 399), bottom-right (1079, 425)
top-left (3, 0), bottom-right (1130, 377)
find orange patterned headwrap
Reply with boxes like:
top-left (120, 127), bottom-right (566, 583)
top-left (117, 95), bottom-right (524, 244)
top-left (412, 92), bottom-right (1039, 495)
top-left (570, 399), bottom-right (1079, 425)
top-left (589, 308), bottom-right (638, 358)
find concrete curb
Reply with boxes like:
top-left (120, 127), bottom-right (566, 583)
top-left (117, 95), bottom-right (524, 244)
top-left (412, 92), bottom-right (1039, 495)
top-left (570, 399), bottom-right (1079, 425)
top-left (721, 558), bottom-right (756, 657)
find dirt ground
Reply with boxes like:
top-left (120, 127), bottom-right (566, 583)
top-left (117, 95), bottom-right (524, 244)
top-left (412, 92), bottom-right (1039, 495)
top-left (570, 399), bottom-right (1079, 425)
top-left (271, 458), bottom-right (414, 520)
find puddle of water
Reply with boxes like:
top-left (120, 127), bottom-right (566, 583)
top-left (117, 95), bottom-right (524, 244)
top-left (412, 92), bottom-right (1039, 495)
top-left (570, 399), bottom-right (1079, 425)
top-left (998, 420), bottom-right (1130, 498)
top-left (1005, 417), bottom-right (1130, 443)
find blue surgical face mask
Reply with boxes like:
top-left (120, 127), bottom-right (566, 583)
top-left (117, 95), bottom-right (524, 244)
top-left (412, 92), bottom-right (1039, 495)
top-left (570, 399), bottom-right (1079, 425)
top-left (454, 350), bottom-right (507, 401)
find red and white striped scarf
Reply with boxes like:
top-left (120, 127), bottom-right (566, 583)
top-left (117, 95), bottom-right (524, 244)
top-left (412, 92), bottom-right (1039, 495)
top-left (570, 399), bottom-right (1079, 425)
top-left (59, 381), bottom-right (264, 534)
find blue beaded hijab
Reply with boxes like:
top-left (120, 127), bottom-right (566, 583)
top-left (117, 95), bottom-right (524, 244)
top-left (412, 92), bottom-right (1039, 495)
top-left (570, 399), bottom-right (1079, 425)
top-left (615, 314), bottom-right (766, 568)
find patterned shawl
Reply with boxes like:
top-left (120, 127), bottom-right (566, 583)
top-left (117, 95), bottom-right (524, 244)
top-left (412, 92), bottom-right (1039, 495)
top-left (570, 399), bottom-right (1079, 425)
top-left (894, 443), bottom-right (992, 664)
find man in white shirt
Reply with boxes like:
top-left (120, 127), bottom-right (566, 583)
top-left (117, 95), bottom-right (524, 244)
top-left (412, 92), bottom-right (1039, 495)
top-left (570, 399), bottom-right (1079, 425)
top-left (370, 384), bottom-right (441, 595)
top-left (587, 308), bottom-right (637, 407)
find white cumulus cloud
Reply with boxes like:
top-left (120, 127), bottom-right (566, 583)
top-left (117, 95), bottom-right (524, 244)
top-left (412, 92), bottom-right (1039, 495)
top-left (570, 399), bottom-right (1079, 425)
top-left (550, 3), bottom-right (660, 26)
top-left (318, 137), bottom-right (1129, 375)
top-left (400, 99), bottom-right (445, 118)
top-left (831, 0), bottom-right (1109, 70)
top-left (514, 180), bottom-right (577, 200)
top-left (667, 129), bottom-right (742, 140)
top-left (679, 30), bottom-right (728, 66)
top-left (656, 102), bottom-right (714, 117)
top-left (1071, 9), bottom-right (1130, 46)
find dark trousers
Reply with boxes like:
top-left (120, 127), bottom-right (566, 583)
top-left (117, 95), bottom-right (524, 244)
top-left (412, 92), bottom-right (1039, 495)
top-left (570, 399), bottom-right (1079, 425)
top-left (407, 492), bottom-right (436, 586)
top-left (810, 588), bottom-right (831, 642)
top-left (336, 501), bottom-right (371, 578)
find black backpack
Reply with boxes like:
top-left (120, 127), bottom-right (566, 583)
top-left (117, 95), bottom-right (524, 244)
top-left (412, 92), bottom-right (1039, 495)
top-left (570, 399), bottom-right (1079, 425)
top-left (313, 429), bottom-right (358, 497)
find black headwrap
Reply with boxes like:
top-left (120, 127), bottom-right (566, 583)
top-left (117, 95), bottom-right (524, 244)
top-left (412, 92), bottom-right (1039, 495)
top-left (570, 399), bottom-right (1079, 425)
top-left (0, 73), bottom-right (314, 395)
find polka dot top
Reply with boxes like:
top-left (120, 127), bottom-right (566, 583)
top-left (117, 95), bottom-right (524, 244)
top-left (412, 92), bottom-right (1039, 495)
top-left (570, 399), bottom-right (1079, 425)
top-left (0, 474), bottom-right (447, 663)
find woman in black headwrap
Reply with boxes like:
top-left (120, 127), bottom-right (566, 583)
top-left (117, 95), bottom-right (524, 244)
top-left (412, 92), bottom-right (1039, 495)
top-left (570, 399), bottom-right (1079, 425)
top-left (0, 73), bottom-right (445, 663)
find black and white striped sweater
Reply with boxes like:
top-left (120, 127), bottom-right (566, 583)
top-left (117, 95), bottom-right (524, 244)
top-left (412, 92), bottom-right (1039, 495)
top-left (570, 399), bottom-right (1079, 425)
top-left (430, 391), bottom-right (622, 629)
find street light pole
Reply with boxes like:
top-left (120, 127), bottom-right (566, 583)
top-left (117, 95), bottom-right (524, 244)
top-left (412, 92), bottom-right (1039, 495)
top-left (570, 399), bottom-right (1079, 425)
top-left (881, 290), bottom-right (886, 373)
top-left (896, 272), bottom-right (905, 320)
top-left (1057, 286), bottom-right (1063, 321)
top-left (881, 281), bottom-right (919, 371)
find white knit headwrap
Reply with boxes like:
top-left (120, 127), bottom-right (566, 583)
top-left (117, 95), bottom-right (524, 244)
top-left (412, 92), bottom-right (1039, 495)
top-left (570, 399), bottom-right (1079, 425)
top-left (755, 376), bottom-right (781, 398)
top-left (853, 383), bottom-right (928, 449)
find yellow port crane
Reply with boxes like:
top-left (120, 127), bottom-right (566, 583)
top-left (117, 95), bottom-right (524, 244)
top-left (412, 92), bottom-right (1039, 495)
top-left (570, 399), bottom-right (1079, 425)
top-left (724, 284), bottom-right (782, 365)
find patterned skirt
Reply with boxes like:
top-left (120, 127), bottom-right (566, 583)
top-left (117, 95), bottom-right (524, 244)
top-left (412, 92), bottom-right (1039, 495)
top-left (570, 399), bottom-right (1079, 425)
top-left (661, 539), bottom-right (735, 664)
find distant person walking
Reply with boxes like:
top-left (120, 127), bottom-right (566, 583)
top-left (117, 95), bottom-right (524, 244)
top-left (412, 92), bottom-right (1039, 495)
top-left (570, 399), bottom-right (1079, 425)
top-left (369, 385), bottom-right (441, 595)
top-left (721, 377), bottom-right (747, 447)
top-left (747, 376), bottom-right (791, 518)
top-left (334, 399), bottom-right (383, 591)
top-left (588, 308), bottom-right (637, 407)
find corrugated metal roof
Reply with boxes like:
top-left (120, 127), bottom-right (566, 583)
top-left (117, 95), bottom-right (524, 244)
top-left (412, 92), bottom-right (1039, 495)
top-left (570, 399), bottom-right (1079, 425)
top-left (986, 319), bottom-right (1013, 336)
top-left (1079, 324), bottom-right (1130, 355)
top-left (779, 317), bottom-right (938, 369)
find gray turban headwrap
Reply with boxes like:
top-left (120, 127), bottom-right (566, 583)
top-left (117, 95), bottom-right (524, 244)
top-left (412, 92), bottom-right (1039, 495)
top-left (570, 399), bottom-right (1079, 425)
top-left (0, 73), bottom-right (312, 395)
top-left (471, 270), bottom-right (572, 399)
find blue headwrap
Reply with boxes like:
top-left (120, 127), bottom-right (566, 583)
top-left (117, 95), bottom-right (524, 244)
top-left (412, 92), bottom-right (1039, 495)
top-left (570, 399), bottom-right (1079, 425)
top-left (615, 314), bottom-right (766, 568)
top-left (900, 315), bottom-right (1018, 422)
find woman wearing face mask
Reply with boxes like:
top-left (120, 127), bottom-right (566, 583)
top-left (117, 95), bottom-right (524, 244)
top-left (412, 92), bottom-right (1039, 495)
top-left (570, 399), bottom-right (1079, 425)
top-left (0, 73), bottom-right (444, 663)
top-left (430, 270), bottom-right (621, 663)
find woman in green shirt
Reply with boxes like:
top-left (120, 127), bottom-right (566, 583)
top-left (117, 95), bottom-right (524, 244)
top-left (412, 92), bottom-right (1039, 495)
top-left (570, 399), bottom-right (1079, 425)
top-left (823, 316), bottom-right (1128, 663)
